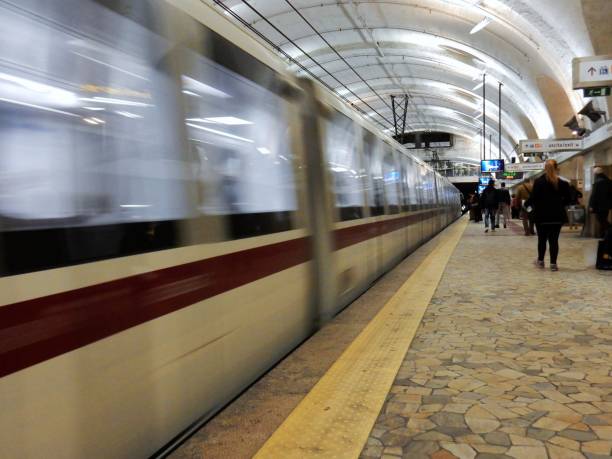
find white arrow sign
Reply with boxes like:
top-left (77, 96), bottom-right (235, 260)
top-left (520, 139), bottom-right (583, 155)
top-left (506, 162), bottom-right (545, 172)
top-left (573, 55), bottom-right (612, 89)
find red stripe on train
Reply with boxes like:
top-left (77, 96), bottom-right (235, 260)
top-left (0, 209), bottom-right (446, 378)
top-left (0, 237), bottom-right (310, 378)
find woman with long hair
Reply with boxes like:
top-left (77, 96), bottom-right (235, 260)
top-left (531, 159), bottom-right (571, 271)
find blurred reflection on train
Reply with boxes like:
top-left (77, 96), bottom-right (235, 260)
top-left (0, 0), bottom-right (461, 457)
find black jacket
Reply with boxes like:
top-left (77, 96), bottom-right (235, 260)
top-left (480, 185), bottom-right (499, 210)
top-left (531, 176), bottom-right (571, 224)
top-left (497, 188), bottom-right (511, 205)
top-left (589, 174), bottom-right (612, 215)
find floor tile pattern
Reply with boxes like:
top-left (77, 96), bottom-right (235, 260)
top-left (361, 221), bottom-right (612, 459)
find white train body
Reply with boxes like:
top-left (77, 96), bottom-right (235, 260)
top-left (0, 1), bottom-right (461, 457)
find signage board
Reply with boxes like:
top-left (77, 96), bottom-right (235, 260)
top-left (573, 55), bottom-right (612, 89)
top-left (500, 171), bottom-right (524, 180)
top-left (520, 139), bottom-right (583, 155)
top-left (585, 87), bottom-right (611, 97)
top-left (505, 162), bottom-right (545, 172)
top-left (481, 159), bottom-right (504, 173)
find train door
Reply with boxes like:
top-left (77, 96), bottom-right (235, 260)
top-left (320, 110), bottom-right (371, 314)
top-left (381, 145), bottom-right (404, 269)
top-left (399, 154), bottom-right (411, 255)
top-left (363, 132), bottom-right (386, 281)
top-left (405, 155), bottom-right (422, 252)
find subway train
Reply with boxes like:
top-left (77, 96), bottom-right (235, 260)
top-left (0, 0), bottom-right (461, 457)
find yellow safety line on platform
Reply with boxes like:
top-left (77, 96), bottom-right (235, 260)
top-left (254, 217), bottom-right (469, 459)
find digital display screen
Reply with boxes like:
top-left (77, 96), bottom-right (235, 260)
top-left (481, 159), bottom-right (505, 173)
top-left (478, 185), bottom-right (487, 194)
top-left (479, 177), bottom-right (491, 185)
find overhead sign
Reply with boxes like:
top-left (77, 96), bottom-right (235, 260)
top-left (584, 87), bottom-right (611, 97)
top-left (500, 171), bottom-right (524, 180)
top-left (520, 139), bottom-right (583, 155)
top-left (506, 162), bottom-right (545, 172)
top-left (573, 55), bottom-right (612, 89)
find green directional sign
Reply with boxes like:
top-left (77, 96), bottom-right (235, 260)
top-left (500, 171), bottom-right (523, 180)
top-left (584, 87), bottom-right (611, 97)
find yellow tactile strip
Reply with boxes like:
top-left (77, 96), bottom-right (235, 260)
top-left (254, 218), bottom-right (469, 459)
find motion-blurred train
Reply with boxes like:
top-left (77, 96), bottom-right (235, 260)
top-left (0, 0), bottom-right (461, 457)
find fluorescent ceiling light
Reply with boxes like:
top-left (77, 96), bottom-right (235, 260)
top-left (186, 122), bottom-right (254, 143)
top-left (115, 110), bottom-right (143, 119)
top-left (80, 97), bottom-right (152, 107)
top-left (205, 116), bottom-right (252, 125)
top-left (0, 96), bottom-right (78, 117)
top-left (186, 117), bottom-right (253, 125)
top-left (257, 147), bottom-right (271, 155)
top-left (473, 82), bottom-right (484, 91)
top-left (182, 76), bottom-right (231, 99)
top-left (470, 17), bottom-right (493, 34)
top-left (120, 204), bottom-right (151, 208)
top-left (0, 72), bottom-right (79, 107)
top-left (182, 90), bottom-right (201, 98)
top-left (83, 106), bottom-right (105, 111)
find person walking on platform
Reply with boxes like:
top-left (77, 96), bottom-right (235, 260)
top-left (480, 179), bottom-right (498, 233)
top-left (589, 167), bottom-right (612, 238)
top-left (516, 179), bottom-right (535, 236)
top-left (531, 159), bottom-right (571, 271)
top-left (511, 193), bottom-right (520, 219)
top-left (470, 193), bottom-right (482, 223)
top-left (496, 182), bottom-right (511, 228)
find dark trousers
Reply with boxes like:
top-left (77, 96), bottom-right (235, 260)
top-left (522, 215), bottom-right (535, 235)
top-left (484, 207), bottom-right (497, 229)
top-left (536, 223), bottom-right (562, 264)
top-left (596, 212), bottom-right (610, 238)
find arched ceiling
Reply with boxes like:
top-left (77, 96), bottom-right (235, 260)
top-left (210, 0), bottom-right (605, 161)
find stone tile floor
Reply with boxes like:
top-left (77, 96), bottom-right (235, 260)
top-left (362, 220), bottom-right (612, 459)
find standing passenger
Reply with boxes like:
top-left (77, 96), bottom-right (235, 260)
top-left (589, 167), bottom-right (612, 238)
top-left (531, 160), bottom-right (571, 271)
top-left (511, 193), bottom-right (520, 219)
top-left (496, 182), bottom-right (511, 228)
top-left (470, 193), bottom-right (482, 223)
top-left (516, 179), bottom-right (535, 236)
top-left (480, 179), bottom-right (498, 233)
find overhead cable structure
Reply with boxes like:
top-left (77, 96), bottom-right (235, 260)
top-left (212, 0), bottom-right (395, 129)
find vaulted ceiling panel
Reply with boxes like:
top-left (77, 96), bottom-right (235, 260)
top-left (211, 0), bottom-right (606, 161)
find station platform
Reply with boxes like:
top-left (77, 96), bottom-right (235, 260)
top-left (172, 217), bottom-right (612, 459)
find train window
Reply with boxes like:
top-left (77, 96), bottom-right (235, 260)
top-left (399, 155), bottom-right (411, 211)
top-left (182, 49), bottom-right (297, 237)
top-left (424, 170), bottom-right (436, 208)
top-left (0, 0), bottom-right (193, 276)
top-left (324, 113), bottom-right (365, 221)
top-left (0, 0), bottom-right (190, 231)
top-left (406, 156), bottom-right (420, 210)
top-left (383, 147), bottom-right (401, 214)
top-left (363, 133), bottom-right (385, 216)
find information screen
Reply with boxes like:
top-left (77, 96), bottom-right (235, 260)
top-left (478, 185), bottom-right (487, 194)
top-left (481, 159), bottom-right (505, 173)
top-left (479, 177), bottom-right (491, 185)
